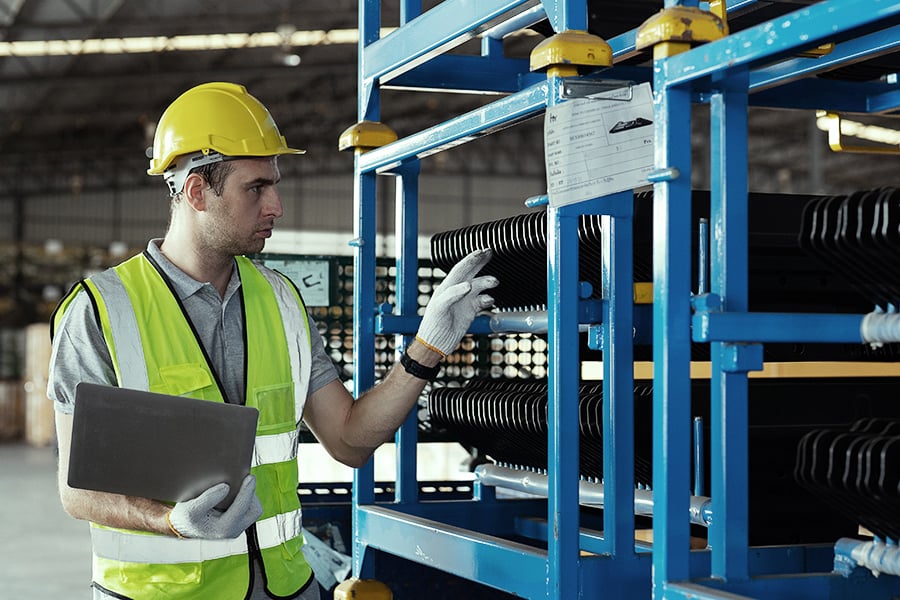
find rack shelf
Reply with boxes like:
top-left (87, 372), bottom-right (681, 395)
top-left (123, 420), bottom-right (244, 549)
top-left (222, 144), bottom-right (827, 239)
top-left (347, 1), bottom-right (900, 598)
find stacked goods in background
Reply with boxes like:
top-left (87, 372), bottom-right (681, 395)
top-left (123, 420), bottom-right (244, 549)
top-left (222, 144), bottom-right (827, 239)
top-left (0, 328), bottom-right (23, 441)
top-left (0, 242), bottom-right (137, 445)
top-left (23, 322), bottom-right (53, 447)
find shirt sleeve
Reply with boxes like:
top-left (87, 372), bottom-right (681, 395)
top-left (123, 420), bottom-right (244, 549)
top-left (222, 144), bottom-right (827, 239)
top-left (306, 315), bottom-right (340, 395)
top-left (47, 288), bottom-right (116, 414)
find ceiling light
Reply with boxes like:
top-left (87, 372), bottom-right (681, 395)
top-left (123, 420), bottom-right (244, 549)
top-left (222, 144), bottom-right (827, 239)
top-left (0, 28), bottom-right (397, 57)
top-left (816, 110), bottom-right (900, 148)
top-left (279, 52), bottom-right (301, 67)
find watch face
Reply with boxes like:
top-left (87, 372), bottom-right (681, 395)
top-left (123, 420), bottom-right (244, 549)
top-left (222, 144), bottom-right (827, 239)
top-left (260, 257), bottom-right (333, 306)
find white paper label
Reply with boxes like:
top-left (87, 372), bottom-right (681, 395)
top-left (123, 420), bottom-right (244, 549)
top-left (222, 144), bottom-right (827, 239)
top-left (544, 82), bottom-right (655, 207)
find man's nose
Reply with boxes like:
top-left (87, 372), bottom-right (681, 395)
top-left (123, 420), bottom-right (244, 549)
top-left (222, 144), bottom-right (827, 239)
top-left (266, 189), bottom-right (284, 219)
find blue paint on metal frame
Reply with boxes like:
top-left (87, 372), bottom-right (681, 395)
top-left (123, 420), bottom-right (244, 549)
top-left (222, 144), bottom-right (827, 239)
top-left (600, 192), bottom-right (637, 559)
top-left (351, 163), bottom-right (379, 579)
top-left (356, 505), bottom-right (549, 597)
top-left (394, 162), bottom-right (422, 506)
top-left (358, 0), bottom-right (382, 122)
top-left (652, 60), bottom-right (695, 588)
top-left (869, 86), bottom-right (900, 114)
top-left (750, 78), bottom-right (890, 112)
top-left (399, 0), bottom-right (422, 25)
top-left (482, 3), bottom-right (547, 39)
top-left (662, 0), bottom-right (900, 89)
top-left (693, 311), bottom-right (865, 343)
top-left (749, 25), bottom-right (900, 94)
top-left (353, 0), bottom-right (900, 597)
top-left (649, 0), bottom-right (900, 597)
top-left (664, 572), bottom-right (900, 600)
top-left (370, 497), bottom-right (550, 532)
top-left (547, 191), bottom-right (583, 599)
top-left (708, 71), bottom-right (751, 581)
top-left (693, 417), bottom-right (705, 497)
top-left (358, 81), bottom-right (550, 173)
top-left (514, 515), bottom-right (617, 555)
top-left (541, 0), bottom-right (588, 33)
top-left (363, 0), bottom-right (542, 85)
top-left (385, 54), bottom-right (540, 94)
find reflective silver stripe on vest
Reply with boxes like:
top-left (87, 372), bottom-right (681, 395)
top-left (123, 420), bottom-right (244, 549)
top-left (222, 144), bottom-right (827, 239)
top-left (253, 429), bottom-right (299, 467)
top-left (257, 267), bottom-right (312, 420)
top-left (91, 527), bottom-right (249, 564)
top-left (87, 270), bottom-right (150, 390)
top-left (90, 507), bottom-right (303, 563)
top-left (256, 508), bottom-right (303, 550)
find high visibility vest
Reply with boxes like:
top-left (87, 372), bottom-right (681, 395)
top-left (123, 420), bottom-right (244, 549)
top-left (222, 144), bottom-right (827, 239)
top-left (53, 252), bottom-right (315, 599)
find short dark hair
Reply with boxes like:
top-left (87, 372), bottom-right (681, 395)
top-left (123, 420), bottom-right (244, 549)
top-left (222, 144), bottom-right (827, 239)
top-left (191, 159), bottom-right (234, 197)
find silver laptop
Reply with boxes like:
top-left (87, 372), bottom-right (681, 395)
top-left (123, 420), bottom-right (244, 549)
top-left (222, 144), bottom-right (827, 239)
top-left (68, 382), bottom-right (259, 508)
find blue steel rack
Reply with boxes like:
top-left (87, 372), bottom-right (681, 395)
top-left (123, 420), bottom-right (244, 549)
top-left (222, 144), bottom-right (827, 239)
top-left (347, 1), bottom-right (900, 598)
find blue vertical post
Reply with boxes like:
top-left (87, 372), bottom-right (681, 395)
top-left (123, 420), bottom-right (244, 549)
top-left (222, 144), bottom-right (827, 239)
top-left (601, 192), bottom-right (636, 559)
top-left (358, 0), bottom-right (381, 124)
top-left (352, 165), bottom-right (378, 578)
top-left (650, 65), bottom-right (694, 590)
top-left (708, 68), bottom-right (750, 581)
top-left (400, 0), bottom-right (422, 24)
top-left (394, 160), bottom-right (422, 505)
top-left (352, 0), bottom-right (382, 579)
top-left (541, 0), bottom-right (588, 33)
top-left (548, 202), bottom-right (582, 600)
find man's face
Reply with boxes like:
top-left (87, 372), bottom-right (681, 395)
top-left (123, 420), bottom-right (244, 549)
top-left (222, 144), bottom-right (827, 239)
top-left (200, 157), bottom-right (283, 256)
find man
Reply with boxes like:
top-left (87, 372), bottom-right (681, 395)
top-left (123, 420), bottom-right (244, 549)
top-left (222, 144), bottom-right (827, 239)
top-left (48, 82), bottom-right (497, 600)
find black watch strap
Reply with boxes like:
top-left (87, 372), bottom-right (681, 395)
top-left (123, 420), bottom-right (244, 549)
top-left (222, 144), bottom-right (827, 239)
top-left (399, 350), bottom-right (440, 380)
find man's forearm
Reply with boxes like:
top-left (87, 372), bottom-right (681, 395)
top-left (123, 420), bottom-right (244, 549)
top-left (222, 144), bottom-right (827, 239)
top-left (336, 341), bottom-right (441, 463)
top-left (59, 485), bottom-right (174, 535)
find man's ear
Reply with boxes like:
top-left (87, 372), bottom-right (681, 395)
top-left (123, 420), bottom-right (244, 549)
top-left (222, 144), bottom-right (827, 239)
top-left (182, 173), bottom-right (207, 211)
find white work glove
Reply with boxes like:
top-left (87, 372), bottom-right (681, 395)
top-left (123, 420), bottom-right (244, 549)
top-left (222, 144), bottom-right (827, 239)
top-left (167, 475), bottom-right (263, 540)
top-left (416, 248), bottom-right (498, 356)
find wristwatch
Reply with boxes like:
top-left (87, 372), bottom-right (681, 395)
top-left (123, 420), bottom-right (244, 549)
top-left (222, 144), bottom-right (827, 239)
top-left (399, 349), bottom-right (441, 380)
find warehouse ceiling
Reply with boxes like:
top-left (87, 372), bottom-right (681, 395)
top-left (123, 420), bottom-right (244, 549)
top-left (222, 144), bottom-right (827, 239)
top-left (0, 0), bottom-right (898, 197)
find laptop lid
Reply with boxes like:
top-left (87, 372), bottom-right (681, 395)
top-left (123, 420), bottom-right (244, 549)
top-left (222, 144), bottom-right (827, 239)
top-left (68, 382), bottom-right (259, 508)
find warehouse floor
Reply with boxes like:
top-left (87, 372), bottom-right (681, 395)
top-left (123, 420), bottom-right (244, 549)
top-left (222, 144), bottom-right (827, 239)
top-left (0, 441), bottom-right (93, 599)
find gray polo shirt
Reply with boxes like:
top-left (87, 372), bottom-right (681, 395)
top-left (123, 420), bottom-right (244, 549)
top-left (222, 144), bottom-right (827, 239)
top-left (48, 239), bottom-right (339, 413)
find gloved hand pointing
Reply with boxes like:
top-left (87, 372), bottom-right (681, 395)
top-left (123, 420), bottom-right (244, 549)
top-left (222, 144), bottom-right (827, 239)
top-left (167, 475), bottom-right (263, 539)
top-left (416, 248), bottom-right (498, 356)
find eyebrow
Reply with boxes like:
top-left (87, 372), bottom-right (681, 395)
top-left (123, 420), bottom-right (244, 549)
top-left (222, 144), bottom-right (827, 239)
top-left (245, 175), bottom-right (280, 187)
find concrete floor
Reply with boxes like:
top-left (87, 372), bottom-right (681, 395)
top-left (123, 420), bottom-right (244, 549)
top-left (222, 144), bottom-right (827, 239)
top-left (0, 441), bottom-right (93, 598)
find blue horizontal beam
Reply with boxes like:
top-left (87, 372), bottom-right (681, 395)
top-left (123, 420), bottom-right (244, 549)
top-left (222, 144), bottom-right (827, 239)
top-left (869, 86), bottom-right (900, 114)
top-left (749, 78), bottom-right (890, 112)
top-left (357, 80), bottom-right (550, 173)
top-left (692, 311), bottom-right (863, 343)
top-left (359, 510), bottom-right (841, 599)
top-left (363, 0), bottom-right (541, 84)
top-left (386, 54), bottom-right (540, 94)
top-left (357, 506), bottom-right (548, 597)
top-left (664, 568), bottom-right (900, 600)
top-left (662, 0), bottom-right (900, 89)
top-left (748, 24), bottom-right (900, 93)
top-left (514, 515), bottom-right (615, 556)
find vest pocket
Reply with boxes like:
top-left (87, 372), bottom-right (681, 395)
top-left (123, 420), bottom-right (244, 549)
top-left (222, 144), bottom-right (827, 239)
top-left (154, 364), bottom-right (215, 397)
top-left (116, 559), bottom-right (202, 586)
top-left (253, 383), bottom-right (295, 434)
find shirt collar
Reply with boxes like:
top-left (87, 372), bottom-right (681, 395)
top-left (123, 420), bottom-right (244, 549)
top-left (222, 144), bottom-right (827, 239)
top-left (146, 239), bottom-right (241, 303)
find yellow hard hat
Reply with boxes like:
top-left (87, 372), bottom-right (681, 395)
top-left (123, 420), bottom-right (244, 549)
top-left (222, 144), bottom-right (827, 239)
top-left (147, 82), bottom-right (304, 176)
